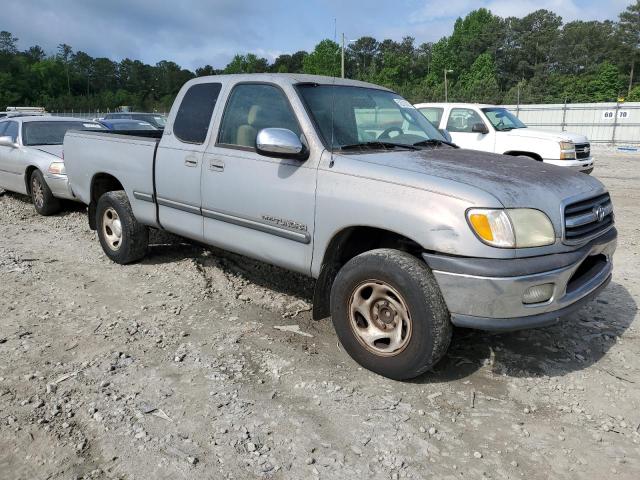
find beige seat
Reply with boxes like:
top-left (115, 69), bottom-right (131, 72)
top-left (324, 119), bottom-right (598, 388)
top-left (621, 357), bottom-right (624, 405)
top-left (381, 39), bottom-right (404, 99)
top-left (236, 105), bottom-right (266, 147)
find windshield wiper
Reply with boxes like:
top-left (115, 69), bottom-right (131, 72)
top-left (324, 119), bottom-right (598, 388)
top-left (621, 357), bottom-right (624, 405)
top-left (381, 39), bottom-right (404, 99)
top-left (340, 141), bottom-right (419, 151)
top-left (412, 139), bottom-right (458, 149)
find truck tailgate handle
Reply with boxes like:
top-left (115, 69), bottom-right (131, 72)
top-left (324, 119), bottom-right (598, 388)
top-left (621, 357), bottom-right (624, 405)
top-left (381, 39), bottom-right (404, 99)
top-left (184, 156), bottom-right (199, 167)
top-left (209, 158), bottom-right (225, 171)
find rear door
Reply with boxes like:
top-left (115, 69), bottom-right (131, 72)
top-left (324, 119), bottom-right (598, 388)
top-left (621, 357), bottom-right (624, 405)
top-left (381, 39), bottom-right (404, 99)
top-left (154, 82), bottom-right (222, 241)
top-left (445, 107), bottom-right (495, 152)
top-left (0, 121), bottom-right (26, 193)
top-left (200, 82), bottom-right (317, 274)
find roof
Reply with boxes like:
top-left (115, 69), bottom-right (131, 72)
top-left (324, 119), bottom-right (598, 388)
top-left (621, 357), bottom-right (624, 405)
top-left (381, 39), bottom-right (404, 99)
top-left (414, 102), bottom-right (499, 109)
top-left (186, 73), bottom-right (392, 91)
top-left (0, 115), bottom-right (99, 124)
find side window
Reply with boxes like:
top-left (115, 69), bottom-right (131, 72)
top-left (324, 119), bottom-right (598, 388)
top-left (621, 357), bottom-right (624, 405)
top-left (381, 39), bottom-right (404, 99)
top-left (0, 122), bottom-right (7, 136)
top-left (4, 121), bottom-right (19, 142)
top-left (418, 107), bottom-right (444, 128)
top-left (218, 84), bottom-right (301, 148)
top-left (173, 82), bottom-right (222, 144)
top-left (446, 108), bottom-right (485, 133)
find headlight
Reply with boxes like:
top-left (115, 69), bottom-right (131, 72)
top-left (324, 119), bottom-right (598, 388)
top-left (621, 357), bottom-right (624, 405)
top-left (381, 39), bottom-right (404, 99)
top-left (467, 208), bottom-right (555, 248)
top-left (48, 162), bottom-right (66, 175)
top-left (559, 141), bottom-right (576, 160)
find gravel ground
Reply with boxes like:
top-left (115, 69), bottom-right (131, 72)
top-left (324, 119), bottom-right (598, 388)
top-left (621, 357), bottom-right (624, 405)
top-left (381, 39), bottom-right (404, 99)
top-left (0, 151), bottom-right (639, 480)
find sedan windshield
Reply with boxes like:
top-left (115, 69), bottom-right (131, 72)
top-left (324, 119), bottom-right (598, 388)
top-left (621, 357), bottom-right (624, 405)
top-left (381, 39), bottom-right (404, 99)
top-left (481, 108), bottom-right (527, 131)
top-left (297, 84), bottom-right (446, 151)
top-left (22, 121), bottom-right (104, 146)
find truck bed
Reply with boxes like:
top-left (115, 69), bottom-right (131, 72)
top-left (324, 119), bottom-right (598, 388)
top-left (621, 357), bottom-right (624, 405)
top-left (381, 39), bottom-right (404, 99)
top-left (64, 130), bottom-right (160, 227)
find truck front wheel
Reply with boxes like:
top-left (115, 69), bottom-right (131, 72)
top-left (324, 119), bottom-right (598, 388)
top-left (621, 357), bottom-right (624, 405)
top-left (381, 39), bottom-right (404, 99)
top-left (96, 191), bottom-right (148, 264)
top-left (330, 249), bottom-right (452, 380)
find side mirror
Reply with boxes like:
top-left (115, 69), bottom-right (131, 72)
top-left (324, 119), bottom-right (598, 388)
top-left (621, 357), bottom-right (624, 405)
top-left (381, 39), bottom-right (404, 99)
top-left (0, 135), bottom-right (17, 148)
top-left (471, 123), bottom-right (489, 134)
top-left (256, 128), bottom-right (307, 160)
top-left (438, 129), bottom-right (453, 143)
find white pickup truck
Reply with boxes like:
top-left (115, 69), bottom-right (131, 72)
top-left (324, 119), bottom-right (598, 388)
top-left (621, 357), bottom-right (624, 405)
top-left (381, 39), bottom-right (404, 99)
top-left (415, 103), bottom-right (594, 174)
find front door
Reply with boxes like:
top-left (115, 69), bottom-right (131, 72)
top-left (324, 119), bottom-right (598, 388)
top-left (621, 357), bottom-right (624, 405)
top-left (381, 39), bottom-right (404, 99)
top-left (0, 121), bottom-right (26, 193)
top-left (154, 82), bottom-right (222, 241)
top-left (445, 107), bottom-right (495, 152)
top-left (201, 82), bottom-right (316, 275)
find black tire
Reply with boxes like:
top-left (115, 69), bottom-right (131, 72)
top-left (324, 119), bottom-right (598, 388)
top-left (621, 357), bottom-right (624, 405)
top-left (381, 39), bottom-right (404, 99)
top-left (96, 191), bottom-right (148, 264)
top-left (330, 249), bottom-right (452, 380)
top-left (30, 170), bottom-right (61, 216)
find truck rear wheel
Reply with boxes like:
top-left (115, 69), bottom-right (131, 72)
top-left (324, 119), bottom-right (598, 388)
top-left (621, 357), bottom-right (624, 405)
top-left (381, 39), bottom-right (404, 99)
top-left (330, 249), bottom-right (452, 380)
top-left (96, 191), bottom-right (148, 264)
top-left (30, 170), bottom-right (61, 216)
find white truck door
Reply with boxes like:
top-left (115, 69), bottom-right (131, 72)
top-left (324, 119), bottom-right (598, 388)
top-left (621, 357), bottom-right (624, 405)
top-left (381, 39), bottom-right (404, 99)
top-left (154, 82), bottom-right (222, 242)
top-left (445, 107), bottom-right (495, 152)
top-left (200, 82), bottom-right (316, 275)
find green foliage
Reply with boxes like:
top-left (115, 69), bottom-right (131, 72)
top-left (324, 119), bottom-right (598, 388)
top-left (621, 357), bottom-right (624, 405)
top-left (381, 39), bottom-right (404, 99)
top-left (303, 39), bottom-right (340, 77)
top-left (1, 2), bottom-right (640, 111)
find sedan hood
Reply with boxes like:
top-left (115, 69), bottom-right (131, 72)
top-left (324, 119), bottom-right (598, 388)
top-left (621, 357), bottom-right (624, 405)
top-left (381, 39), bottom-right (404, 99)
top-left (336, 147), bottom-right (604, 214)
top-left (504, 127), bottom-right (588, 144)
top-left (33, 145), bottom-right (63, 158)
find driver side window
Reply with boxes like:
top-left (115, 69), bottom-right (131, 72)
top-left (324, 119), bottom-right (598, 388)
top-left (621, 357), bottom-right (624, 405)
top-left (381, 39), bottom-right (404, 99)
top-left (446, 108), bottom-right (484, 133)
top-left (218, 84), bottom-right (301, 149)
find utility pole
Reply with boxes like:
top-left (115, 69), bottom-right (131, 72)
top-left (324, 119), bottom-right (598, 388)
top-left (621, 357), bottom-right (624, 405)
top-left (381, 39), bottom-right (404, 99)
top-left (444, 69), bottom-right (453, 102)
top-left (341, 33), bottom-right (345, 79)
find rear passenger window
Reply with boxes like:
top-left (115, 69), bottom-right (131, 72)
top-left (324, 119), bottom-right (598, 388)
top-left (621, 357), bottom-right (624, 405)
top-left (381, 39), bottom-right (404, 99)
top-left (218, 84), bottom-right (301, 148)
top-left (174, 82), bottom-right (222, 144)
top-left (3, 121), bottom-right (18, 142)
top-left (418, 107), bottom-right (444, 128)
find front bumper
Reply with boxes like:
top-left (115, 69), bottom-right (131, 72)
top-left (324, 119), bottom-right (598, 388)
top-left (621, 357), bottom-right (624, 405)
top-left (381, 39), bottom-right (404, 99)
top-left (45, 174), bottom-right (75, 201)
top-left (544, 157), bottom-right (594, 172)
top-left (422, 228), bottom-right (617, 331)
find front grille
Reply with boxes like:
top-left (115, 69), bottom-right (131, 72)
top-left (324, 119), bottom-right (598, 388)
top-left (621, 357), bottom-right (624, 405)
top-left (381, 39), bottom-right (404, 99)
top-left (564, 193), bottom-right (613, 243)
top-left (575, 143), bottom-right (591, 159)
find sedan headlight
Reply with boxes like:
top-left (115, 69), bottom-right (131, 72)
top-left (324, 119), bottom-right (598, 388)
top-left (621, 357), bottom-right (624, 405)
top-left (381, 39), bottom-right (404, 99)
top-left (559, 141), bottom-right (576, 160)
top-left (467, 208), bottom-right (555, 248)
top-left (48, 162), bottom-right (66, 175)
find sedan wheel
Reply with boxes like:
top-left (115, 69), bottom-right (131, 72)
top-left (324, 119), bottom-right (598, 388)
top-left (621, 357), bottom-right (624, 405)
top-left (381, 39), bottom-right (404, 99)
top-left (31, 176), bottom-right (44, 210)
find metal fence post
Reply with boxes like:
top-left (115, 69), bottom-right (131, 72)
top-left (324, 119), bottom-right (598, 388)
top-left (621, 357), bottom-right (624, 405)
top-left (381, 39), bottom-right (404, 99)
top-left (561, 99), bottom-right (567, 132)
top-left (611, 101), bottom-right (620, 146)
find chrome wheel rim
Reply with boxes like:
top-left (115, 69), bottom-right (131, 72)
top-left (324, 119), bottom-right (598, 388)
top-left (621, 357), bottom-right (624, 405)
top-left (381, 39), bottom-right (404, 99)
top-left (348, 280), bottom-right (412, 356)
top-left (32, 177), bottom-right (44, 209)
top-left (102, 207), bottom-right (123, 251)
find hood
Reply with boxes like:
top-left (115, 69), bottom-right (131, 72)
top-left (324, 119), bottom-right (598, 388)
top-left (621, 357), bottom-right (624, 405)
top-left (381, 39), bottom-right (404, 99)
top-left (504, 127), bottom-right (588, 144)
top-left (335, 147), bottom-right (604, 222)
top-left (33, 145), bottom-right (64, 158)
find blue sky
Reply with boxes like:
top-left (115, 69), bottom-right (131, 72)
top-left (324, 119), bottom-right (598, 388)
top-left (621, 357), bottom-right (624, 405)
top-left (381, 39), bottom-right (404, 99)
top-left (1, 0), bottom-right (633, 70)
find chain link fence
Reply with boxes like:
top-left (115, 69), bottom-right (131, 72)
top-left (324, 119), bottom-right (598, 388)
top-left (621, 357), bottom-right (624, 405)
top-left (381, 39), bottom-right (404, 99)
top-left (503, 102), bottom-right (640, 146)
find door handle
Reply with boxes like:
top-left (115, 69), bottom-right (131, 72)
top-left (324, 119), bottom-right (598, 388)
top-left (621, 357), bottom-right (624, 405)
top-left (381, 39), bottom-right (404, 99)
top-left (209, 158), bottom-right (225, 172)
top-left (184, 157), bottom-right (198, 167)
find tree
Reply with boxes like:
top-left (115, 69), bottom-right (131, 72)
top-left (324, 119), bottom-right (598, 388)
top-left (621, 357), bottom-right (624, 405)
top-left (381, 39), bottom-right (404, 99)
top-left (618, 0), bottom-right (640, 95)
top-left (303, 39), bottom-right (340, 77)
top-left (223, 54), bottom-right (269, 74)
top-left (196, 65), bottom-right (216, 76)
top-left (455, 53), bottom-right (500, 103)
top-left (0, 31), bottom-right (18, 54)
top-left (57, 43), bottom-right (73, 95)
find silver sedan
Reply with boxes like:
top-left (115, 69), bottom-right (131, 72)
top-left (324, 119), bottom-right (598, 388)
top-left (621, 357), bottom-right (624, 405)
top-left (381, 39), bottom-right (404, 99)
top-left (0, 116), bottom-right (104, 215)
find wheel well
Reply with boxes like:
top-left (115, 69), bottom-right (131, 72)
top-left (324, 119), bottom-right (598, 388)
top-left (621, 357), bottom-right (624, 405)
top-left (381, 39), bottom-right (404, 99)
top-left (24, 166), bottom-right (39, 194)
top-left (88, 173), bottom-right (124, 230)
top-left (504, 151), bottom-right (543, 161)
top-left (312, 227), bottom-right (423, 320)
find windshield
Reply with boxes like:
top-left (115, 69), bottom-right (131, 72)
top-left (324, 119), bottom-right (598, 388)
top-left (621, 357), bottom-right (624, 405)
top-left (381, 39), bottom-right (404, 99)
top-left (22, 121), bottom-right (104, 146)
top-left (481, 108), bottom-right (527, 131)
top-left (111, 121), bottom-right (156, 131)
top-left (297, 85), bottom-right (446, 150)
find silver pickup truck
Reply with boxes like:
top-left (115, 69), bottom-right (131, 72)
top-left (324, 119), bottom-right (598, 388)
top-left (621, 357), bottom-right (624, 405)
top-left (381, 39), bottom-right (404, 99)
top-left (64, 74), bottom-right (616, 380)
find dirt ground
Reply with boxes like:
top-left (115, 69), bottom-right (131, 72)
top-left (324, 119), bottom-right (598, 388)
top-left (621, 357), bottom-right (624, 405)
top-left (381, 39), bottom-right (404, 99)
top-left (0, 151), bottom-right (639, 480)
